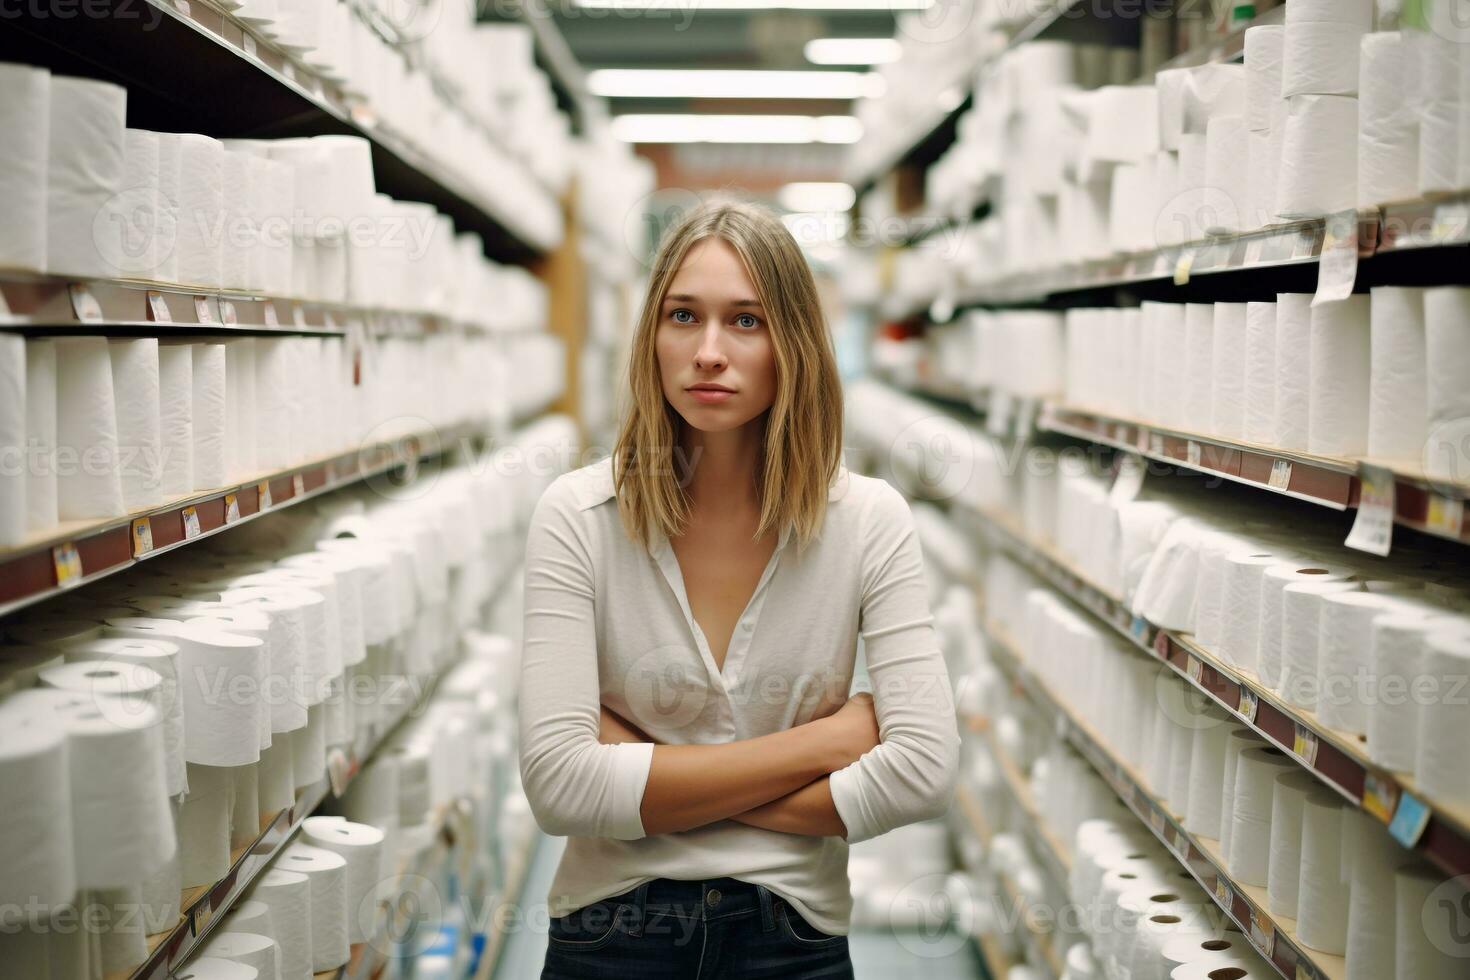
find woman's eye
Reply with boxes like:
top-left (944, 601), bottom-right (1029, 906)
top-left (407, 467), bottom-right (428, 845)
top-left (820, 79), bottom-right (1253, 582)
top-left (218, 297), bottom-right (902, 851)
top-left (671, 309), bottom-right (695, 324)
top-left (735, 314), bottom-right (760, 329)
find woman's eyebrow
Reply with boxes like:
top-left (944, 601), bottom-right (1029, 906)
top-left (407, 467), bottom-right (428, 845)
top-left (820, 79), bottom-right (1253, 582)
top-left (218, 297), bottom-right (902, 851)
top-left (665, 293), bottom-right (764, 307)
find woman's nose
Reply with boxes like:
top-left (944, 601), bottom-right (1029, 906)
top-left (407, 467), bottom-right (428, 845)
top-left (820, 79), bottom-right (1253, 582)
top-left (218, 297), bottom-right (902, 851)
top-left (694, 328), bottom-right (726, 369)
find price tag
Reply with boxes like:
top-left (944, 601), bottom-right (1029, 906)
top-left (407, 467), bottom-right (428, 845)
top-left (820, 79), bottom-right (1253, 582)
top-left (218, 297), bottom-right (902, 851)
top-left (1363, 770), bottom-right (1402, 824)
top-left (292, 305), bottom-right (308, 328)
top-left (1153, 629), bottom-right (1170, 659)
top-left (260, 303), bottom-right (279, 328)
top-left (1248, 909), bottom-right (1276, 958)
top-left (52, 542), bottom-right (83, 586)
top-left (1187, 656), bottom-right (1204, 684)
top-left (1110, 454), bottom-right (1147, 504)
top-left (1426, 494), bottom-right (1465, 539)
top-left (194, 296), bottom-right (216, 324)
top-left (1244, 236), bottom-right (1265, 265)
top-left (146, 290), bottom-right (172, 323)
top-left (1149, 808), bottom-right (1165, 834)
top-left (1292, 724), bottom-right (1320, 766)
top-left (1214, 877), bottom-right (1230, 905)
top-left (69, 284), bottom-right (103, 322)
top-left (1432, 201), bottom-right (1470, 242)
top-left (1110, 422), bottom-right (1129, 445)
top-left (1129, 615), bottom-right (1151, 644)
top-left (1186, 441), bottom-right (1202, 468)
top-left (181, 506), bottom-right (201, 540)
top-left (292, 473), bottom-right (306, 497)
top-left (1314, 209), bottom-right (1360, 307)
top-left (219, 300), bottom-right (238, 326)
top-left (191, 899), bottom-right (211, 933)
top-left (1346, 464), bottom-right (1395, 556)
top-left (131, 517), bottom-right (154, 557)
top-left (1388, 790), bottom-right (1432, 847)
top-left (1268, 459), bottom-right (1293, 491)
top-left (258, 481), bottom-right (272, 510)
top-left (1173, 249), bottom-right (1195, 286)
top-left (242, 32), bottom-right (258, 59)
top-left (1238, 688), bottom-right (1260, 722)
top-left (1149, 432), bottom-right (1165, 456)
top-left (223, 493), bottom-right (241, 524)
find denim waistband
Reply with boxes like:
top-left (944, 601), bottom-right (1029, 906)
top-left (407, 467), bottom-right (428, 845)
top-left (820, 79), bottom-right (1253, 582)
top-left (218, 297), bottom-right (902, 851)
top-left (602, 876), bottom-right (780, 932)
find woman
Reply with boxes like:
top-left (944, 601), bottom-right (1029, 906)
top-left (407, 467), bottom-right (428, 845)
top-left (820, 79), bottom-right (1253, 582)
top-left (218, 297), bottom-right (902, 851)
top-left (518, 199), bottom-right (960, 978)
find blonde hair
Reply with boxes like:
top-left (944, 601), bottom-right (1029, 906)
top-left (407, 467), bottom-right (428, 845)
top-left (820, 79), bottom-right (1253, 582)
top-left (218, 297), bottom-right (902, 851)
top-left (611, 198), bottom-right (843, 556)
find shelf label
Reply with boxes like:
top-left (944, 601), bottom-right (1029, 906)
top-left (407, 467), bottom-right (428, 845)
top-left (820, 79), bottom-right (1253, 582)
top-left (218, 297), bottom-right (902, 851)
top-left (1186, 441), bottom-right (1202, 468)
top-left (69, 284), bottom-right (103, 322)
top-left (146, 290), bottom-right (172, 323)
top-left (1268, 459), bottom-right (1293, 491)
top-left (1148, 432), bottom-right (1165, 456)
top-left (1153, 629), bottom-right (1170, 659)
top-left (1173, 249), bottom-right (1195, 286)
top-left (1388, 790), bottom-right (1432, 848)
top-left (1314, 209), bottom-right (1360, 307)
top-left (1426, 494), bottom-right (1465, 539)
top-left (1292, 724), bottom-right (1320, 766)
top-left (52, 542), bottom-right (83, 587)
top-left (1187, 656), bottom-right (1204, 685)
top-left (242, 32), bottom-right (258, 59)
top-left (181, 506), bottom-right (201, 540)
top-left (131, 517), bottom-right (154, 557)
top-left (1129, 615), bottom-right (1151, 644)
top-left (219, 300), bottom-right (238, 326)
top-left (1244, 236), bottom-right (1266, 265)
top-left (1149, 807), bottom-right (1165, 834)
top-left (191, 898), bottom-right (211, 933)
top-left (1214, 877), bottom-right (1231, 906)
top-left (1248, 909), bottom-right (1276, 958)
top-left (262, 303), bottom-right (280, 328)
top-left (292, 305), bottom-right (308, 328)
top-left (1363, 770), bottom-right (1401, 824)
top-left (292, 473), bottom-right (306, 497)
top-left (258, 481), bottom-right (272, 510)
top-left (223, 493), bottom-right (241, 524)
top-left (1345, 464), bottom-right (1395, 556)
top-left (194, 296), bottom-right (216, 324)
top-left (1432, 201), bottom-right (1470, 243)
top-left (1238, 688), bottom-right (1260, 723)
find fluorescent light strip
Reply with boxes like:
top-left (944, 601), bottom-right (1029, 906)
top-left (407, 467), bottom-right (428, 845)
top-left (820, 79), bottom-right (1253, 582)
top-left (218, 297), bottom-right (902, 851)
top-left (578, 0), bottom-right (930, 9)
top-left (804, 37), bottom-right (902, 65)
top-left (587, 69), bottom-right (885, 100)
top-left (610, 114), bottom-right (863, 144)
top-left (778, 182), bottom-right (857, 212)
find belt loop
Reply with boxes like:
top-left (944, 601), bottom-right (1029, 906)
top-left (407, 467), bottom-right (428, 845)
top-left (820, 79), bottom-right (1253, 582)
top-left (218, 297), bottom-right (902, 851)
top-left (757, 885), bottom-right (777, 933)
top-left (627, 880), bottom-right (651, 937)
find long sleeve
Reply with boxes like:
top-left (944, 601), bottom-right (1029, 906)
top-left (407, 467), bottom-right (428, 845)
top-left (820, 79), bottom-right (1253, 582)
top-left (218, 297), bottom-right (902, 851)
top-left (518, 475), bottom-right (655, 840)
top-left (827, 481), bottom-right (961, 845)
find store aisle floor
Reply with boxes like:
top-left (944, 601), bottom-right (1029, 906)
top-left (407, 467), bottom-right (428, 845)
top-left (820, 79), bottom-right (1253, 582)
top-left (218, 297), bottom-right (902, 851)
top-left (494, 835), bottom-right (988, 980)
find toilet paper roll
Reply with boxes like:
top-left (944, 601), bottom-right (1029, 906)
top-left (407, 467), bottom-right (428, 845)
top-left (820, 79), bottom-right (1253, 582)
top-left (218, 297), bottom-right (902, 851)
top-left (1210, 303), bottom-right (1248, 440)
top-left (220, 151), bottom-right (251, 291)
top-left (1218, 727), bottom-right (1266, 863)
top-left (201, 932), bottom-right (279, 980)
top-left (1395, 864), bottom-right (1470, 979)
top-left (1283, 20), bottom-right (1368, 97)
top-left (1222, 549), bottom-right (1296, 671)
top-left (46, 76), bottom-right (127, 280)
top-left (183, 955), bottom-right (261, 979)
top-left (278, 843), bottom-right (349, 971)
top-left (1194, 531), bottom-right (1255, 651)
top-left (100, 129), bottom-right (162, 279)
top-left (1319, 591), bottom-right (1421, 734)
top-left (1158, 69), bottom-right (1189, 150)
top-left (231, 763), bottom-right (261, 848)
top-left (1308, 295), bottom-right (1372, 458)
top-left (0, 63), bottom-right (49, 273)
top-left (153, 133), bottom-right (182, 285)
top-left (248, 868), bottom-right (311, 980)
top-left (63, 636), bottom-right (187, 796)
top-left (1423, 288), bottom-right (1470, 484)
top-left (108, 338), bottom-right (164, 511)
top-left (90, 884), bottom-right (149, 974)
top-left (1273, 294), bottom-right (1314, 451)
top-left (1203, 116), bottom-right (1250, 235)
top-left (1183, 304), bottom-right (1215, 433)
top-left (230, 569), bottom-right (344, 681)
top-left (24, 339), bottom-right (58, 534)
top-left (1367, 613), bottom-right (1446, 773)
top-left (221, 581), bottom-right (333, 705)
top-left (1367, 286), bottom-right (1429, 463)
top-left (1416, 35), bottom-right (1461, 195)
top-left (214, 586), bottom-right (316, 725)
top-left (0, 705), bottom-right (76, 910)
top-left (39, 658), bottom-right (163, 717)
top-left (1358, 32), bottom-right (1420, 207)
top-left (1276, 95), bottom-right (1359, 219)
top-left (1183, 717), bottom-right (1231, 839)
top-left (1265, 769), bottom-right (1317, 917)
top-left (1182, 64), bottom-right (1246, 136)
top-left (1162, 933), bottom-right (1255, 971)
top-left (158, 343), bottom-right (194, 497)
top-left (301, 817), bottom-right (385, 943)
top-left (1296, 789), bottom-right (1348, 954)
top-left (1416, 630), bottom-right (1470, 807)
top-left (256, 738), bottom-right (295, 815)
top-left (1245, 26), bottom-right (1284, 132)
top-left (141, 799), bottom-right (182, 930)
top-left (185, 609), bottom-right (275, 751)
top-left (1169, 961), bottom-right (1266, 980)
top-left (388, 740), bottom-right (433, 828)
top-left (291, 703), bottom-right (327, 790)
top-left (1343, 809), bottom-right (1401, 980)
top-left (179, 762), bottom-right (234, 888)
top-left (279, 552), bottom-right (368, 669)
top-left (1247, 122), bottom-right (1284, 230)
top-left (1279, 581), bottom-right (1362, 707)
top-left (225, 898), bottom-right (274, 935)
top-left (175, 134), bottom-right (225, 289)
top-left (1130, 915), bottom-right (1216, 980)
top-left (0, 336), bottom-right (26, 547)
top-left (224, 338), bottom-right (258, 482)
top-left (1257, 563), bottom-right (1357, 691)
top-left (55, 337), bottom-right (126, 521)
top-left (192, 343), bottom-right (228, 491)
top-left (1228, 746), bottom-right (1296, 886)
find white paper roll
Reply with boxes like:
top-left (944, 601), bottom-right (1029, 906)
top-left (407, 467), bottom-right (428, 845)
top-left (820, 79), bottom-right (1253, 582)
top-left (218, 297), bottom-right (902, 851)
top-left (1423, 287), bottom-right (1470, 483)
top-left (1319, 591), bottom-right (1422, 734)
top-left (216, 586), bottom-right (319, 724)
top-left (221, 582), bottom-right (332, 706)
top-left (220, 150), bottom-right (252, 291)
top-left (256, 738), bottom-right (295, 815)
top-left (55, 337), bottom-right (126, 521)
top-left (98, 129), bottom-right (162, 279)
top-left (278, 843), bottom-right (349, 971)
top-left (157, 343), bottom-right (194, 497)
top-left (291, 703), bottom-right (327, 790)
top-left (1220, 551), bottom-right (1297, 674)
top-left (1207, 303), bottom-right (1248, 441)
top-left (1183, 304), bottom-right (1215, 433)
top-left (1278, 580), bottom-right (1362, 707)
top-left (183, 956), bottom-right (261, 979)
top-left (1182, 64), bottom-right (1246, 137)
top-left (179, 762), bottom-right (234, 888)
top-left (1276, 95), bottom-right (1359, 219)
top-left (248, 867), bottom-right (312, 980)
top-left (1343, 809), bottom-right (1401, 980)
top-left (193, 343), bottom-right (228, 491)
top-left (1183, 717), bottom-right (1231, 839)
top-left (231, 763), bottom-right (261, 848)
top-left (1228, 745), bottom-right (1297, 886)
top-left (153, 132), bottom-right (183, 285)
top-left (1218, 727), bottom-right (1265, 864)
top-left (1169, 960), bottom-right (1267, 980)
top-left (1266, 769), bottom-right (1317, 917)
top-left (176, 134), bottom-right (225, 289)
top-left (1273, 293), bottom-right (1313, 451)
top-left (1162, 933), bottom-right (1256, 972)
top-left (0, 63), bottom-right (49, 273)
top-left (225, 897), bottom-right (274, 935)
top-left (1358, 32), bottom-right (1421, 208)
top-left (201, 931), bottom-right (279, 980)
top-left (108, 338), bottom-right (163, 511)
top-left (1203, 117), bottom-right (1251, 235)
top-left (1257, 562), bottom-right (1357, 691)
top-left (1367, 612), bottom-right (1445, 773)
top-left (0, 336), bottom-right (26, 547)
top-left (1245, 25), bottom-right (1284, 132)
top-left (91, 884), bottom-right (149, 974)
top-left (1295, 788), bottom-right (1349, 954)
top-left (23, 339), bottom-right (58, 535)
top-left (1308, 294), bottom-right (1371, 458)
top-left (224, 338), bottom-right (258, 482)
top-left (46, 76), bottom-right (127, 280)
top-left (1416, 629), bottom-right (1470, 807)
top-left (1415, 30), bottom-right (1462, 196)
top-left (1395, 864), bottom-right (1470, 979)
top-left (0, 703), bottom-right (76, 912)
top-left (230, 569), bottom-right (344, 681)
top-left (1283, 20), bottom-right (1368, 97)
top-left (300, 817), bottom-right (385, 943)
top-left (1367, 286), bottom-right (1429, 463)
top-left (63, 636), bottom-right (187, 796)
top-left (184, 608), bottom-right (274, 751)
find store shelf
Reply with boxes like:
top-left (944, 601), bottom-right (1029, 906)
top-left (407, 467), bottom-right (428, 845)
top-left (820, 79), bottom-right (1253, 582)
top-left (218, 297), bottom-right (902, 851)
top-left (965, 714), bottom-right (1073, 886)
top-left (954, 784), bottom-right (1064, 980)
top-left (979, 625), bottom-right (1345, 980)
top-left (958, 501), bottom-right (1470, 883)
top-left (0, 420), bottom-right (488, 619)
top-left (472, 823), bottom-right (541, 980)
top-left (0, 0), bottom-right (557, 262)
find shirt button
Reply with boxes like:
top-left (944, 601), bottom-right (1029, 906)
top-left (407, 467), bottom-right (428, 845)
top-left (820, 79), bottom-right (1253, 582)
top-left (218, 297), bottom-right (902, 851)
top-left (706, 888), bottom-right (722, 907)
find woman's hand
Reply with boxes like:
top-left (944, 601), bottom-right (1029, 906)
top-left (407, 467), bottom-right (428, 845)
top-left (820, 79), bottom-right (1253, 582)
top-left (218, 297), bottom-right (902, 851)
top-left (816, 691), bottom-right (880, 772)
top-left (599, 705), bottom-right (653, 745)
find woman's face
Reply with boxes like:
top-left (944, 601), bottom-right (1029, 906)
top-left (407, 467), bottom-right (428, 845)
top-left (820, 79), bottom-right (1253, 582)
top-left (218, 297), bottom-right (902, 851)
top-left (656, 236), bottom-right (777, 434)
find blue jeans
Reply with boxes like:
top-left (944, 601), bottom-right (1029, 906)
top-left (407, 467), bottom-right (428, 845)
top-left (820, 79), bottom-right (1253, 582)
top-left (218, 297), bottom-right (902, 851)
top-left (540, 875), bottom-right (855, 979)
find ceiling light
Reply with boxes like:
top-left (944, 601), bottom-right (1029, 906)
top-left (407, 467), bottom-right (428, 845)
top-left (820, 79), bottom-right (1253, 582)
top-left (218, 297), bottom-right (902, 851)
top-left (804, 38), bottom-right (902, 65)
top-left (609, 114), bottom-right (863, 143)
top-left (587, 69), bottom-right (885, 100)
top-left (778, 182), bottom-right (857, 212)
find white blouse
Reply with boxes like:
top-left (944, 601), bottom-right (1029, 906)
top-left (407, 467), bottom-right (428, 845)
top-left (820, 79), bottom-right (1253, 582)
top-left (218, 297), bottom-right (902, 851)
top-left (517, 454), bottom-right (961, 935)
